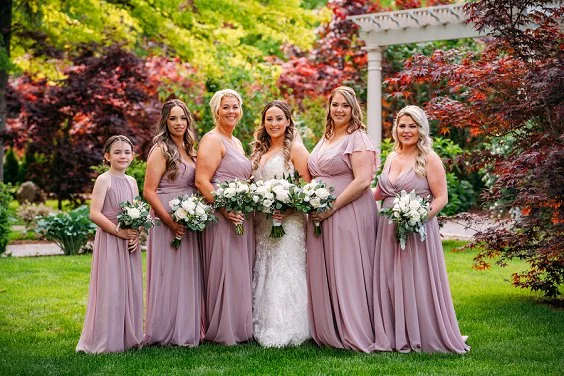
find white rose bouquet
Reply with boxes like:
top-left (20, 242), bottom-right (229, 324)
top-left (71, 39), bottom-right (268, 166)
top-left (169, 194), bottom-right (217, 248)
top-left (117, 196), bottom-right (154, 231)
top-left (213, 179), bottom-right (256, 235)
top-left (292, 180), bottom-right (336, 236)
top-left (253, 178), bottom-right (296, 238)
top-left (379, 189), bottom-right (430, 250)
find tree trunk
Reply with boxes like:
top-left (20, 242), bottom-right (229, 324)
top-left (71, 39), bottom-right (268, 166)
top-left (0, 0), bottom-right (13, 182)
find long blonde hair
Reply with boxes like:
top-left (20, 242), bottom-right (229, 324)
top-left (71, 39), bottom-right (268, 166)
top-left (392, 105), bottom-right (433, 176)
top-left (250, 100), bottom-right (296, 171)
top-left (324, 86), bottom-right (365, 140)
top-left (152, 99), bottom-right (196, 180)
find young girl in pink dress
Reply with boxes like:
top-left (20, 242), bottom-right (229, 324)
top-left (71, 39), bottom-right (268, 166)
top-left (76, 135), bottom-right (142, 353)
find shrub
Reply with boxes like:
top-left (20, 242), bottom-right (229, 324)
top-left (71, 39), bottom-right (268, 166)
top-left (0, 183), bottom-right (13, 254)
top-left (16, 203), bottom-right (54, 231)
top-left (35, 206), bottom-right (97, 255)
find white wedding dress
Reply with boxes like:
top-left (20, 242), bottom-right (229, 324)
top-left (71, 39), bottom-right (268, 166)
top-left (252, 152), bottom-right (310, 347)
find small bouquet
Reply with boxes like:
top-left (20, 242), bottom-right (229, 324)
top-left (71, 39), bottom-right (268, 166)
top-left (254, 178), bottom-right (296, 238)
top-left (169, 194), bottom-right (217, 248)
top-left (292, 180), bottom-right (336, 236)
top-left (213, 179), bottom-right (256, 235)
top-left (117, 196), bottom-right (154, 231)
top-left (379, 189), bottom-right (430, 250)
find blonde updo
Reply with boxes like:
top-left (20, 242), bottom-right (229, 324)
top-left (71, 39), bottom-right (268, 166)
top-left (209, 89), bottom-right (243, 127)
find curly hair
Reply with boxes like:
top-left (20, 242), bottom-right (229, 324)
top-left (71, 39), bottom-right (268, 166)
top-left (250, 100), bottom-right (296, 171)
top-left (391, 105), bottom-right (434, 177)
top-left (324, 86), bottom-right (365, 140)
top-left (152, 99), bottom-right (196, 180)
top-left (103, 135), bottom-right (134, 165)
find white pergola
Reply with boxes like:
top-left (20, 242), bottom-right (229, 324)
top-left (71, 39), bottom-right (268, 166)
top-left (348, 3), bottom-right (485, 149)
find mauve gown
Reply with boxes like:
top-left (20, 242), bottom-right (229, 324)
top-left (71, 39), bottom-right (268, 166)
top-left (143, 160), bottom-right (202, 347)
top-left (374, 164), bottom-right (470, 353)
top-left (306, 130), bottom-right (390, 353)
top-left (200, 137), bottom-right (255, 345)
top-left (76, 174), bottom-right (143, 353)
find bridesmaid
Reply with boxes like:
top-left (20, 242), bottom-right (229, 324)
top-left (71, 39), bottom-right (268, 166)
top-left (143, 99), bottom-right (202, 347)
top-left (195, 89), bottom-right (255, 345)
top-left (307, 86), bottom-right (390, 352)
top-left (373, 105), bottom-right (470, 354)
top-left (76, 135), bottom-right (142, 353)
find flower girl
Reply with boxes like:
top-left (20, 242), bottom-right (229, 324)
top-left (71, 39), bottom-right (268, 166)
top-left (76, 135), bottom-right (142, 353)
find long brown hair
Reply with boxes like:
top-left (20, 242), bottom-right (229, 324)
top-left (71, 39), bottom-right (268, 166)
top-left (250, 100), bottom-right (296, 171)
top-left (324, 86), bottom-right (365, 140)
top-left (152, 99), bottom-right (196, 180)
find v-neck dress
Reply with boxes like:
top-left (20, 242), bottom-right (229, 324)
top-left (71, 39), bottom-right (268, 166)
top-left (374, 163), bottom-right (470, 353)
top-left (306, 130), bottom-right (391, 352)
top-left (200, 136), bottom-right (255, 345)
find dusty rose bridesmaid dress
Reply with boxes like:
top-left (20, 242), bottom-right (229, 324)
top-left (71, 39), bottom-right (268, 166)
top-left (374, 163), bottom-right (470, 353)
top-left (306, 130), bottom-right (390, 353)
top-left (200, 138), bottom-right (255, 345)
top-left (76, 174), bottom-right (143, 353)
top-left (143, 160), bottom-right (202, 347)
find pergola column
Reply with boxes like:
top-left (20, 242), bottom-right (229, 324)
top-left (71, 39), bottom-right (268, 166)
top-left (365, 46), bottom-right (383, 151)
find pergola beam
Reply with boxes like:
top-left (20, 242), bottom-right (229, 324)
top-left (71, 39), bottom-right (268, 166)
top-left (348, 3), bottom-right (487, 150)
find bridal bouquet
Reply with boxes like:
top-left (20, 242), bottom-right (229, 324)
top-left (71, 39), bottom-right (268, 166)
top-left (292, 180), bottom-right (336, 236)
top-left (379, 189), bottom-right (430, 250)
top-left (169, 194), bottom-right (217, 248)
top-left (117, 196), bottom-right (154, 231)
top-left (253, 178), bottom-right (295, 238)
top-left (213, 179), bottom-right (255, 235)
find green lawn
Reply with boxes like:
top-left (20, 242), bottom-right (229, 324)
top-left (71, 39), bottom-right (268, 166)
top-left (0, 241), bottom-right (562, 375)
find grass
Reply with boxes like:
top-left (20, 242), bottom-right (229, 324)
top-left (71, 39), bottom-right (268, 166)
top-left (0, 241), bottom-right (562, 375)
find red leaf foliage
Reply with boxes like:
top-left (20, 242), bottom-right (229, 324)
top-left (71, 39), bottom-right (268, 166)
top-left (387, 0), bottom-right (563, 297)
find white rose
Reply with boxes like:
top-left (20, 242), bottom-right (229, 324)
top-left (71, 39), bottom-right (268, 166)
top-left (175, 208), bottom-right (187, 220)
top-left (263, 199), bottom-right (274, 208)
top-left (228, 182), bottom-right (236, 189)
top-left (409, 200), bottom-right (421, 211)
top-left (182, 199), bottom-right (196, 212)
top-left (199, 213), bottom-right (208, 221)
top-left (265, 192), bottom-right (274, 200)
top-left (224, 187), bottom-right (236, 198)
top-left (215, 187), bottom-right (224, 196)
top-left (256, 186), bottom-right (268, 195)
top-left (252, 195), bottom-right (260, 203)
top-left (408, 219), bottom-right (417, 227)
top-left (169, 198), bottom-right (180, 207)
top-left (195, 205), bottom-right (206, 215)
top-left (400, 194), bottom-right (411, 205)
top-left (236, 184), bottom-right (249, 193)
top-left (315, 188), bottom-right (330, 200)
top-left (310, 197), bottom-right (321, 208)
top-left (393, 211), bottom-right (400, 218)
top-left (303, 196), bottom-right (310, 202)
top-left (127, 207), bottom-right (141, 219)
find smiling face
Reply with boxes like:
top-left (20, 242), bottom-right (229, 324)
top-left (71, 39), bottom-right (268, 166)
top-left (264, 105), bottom-right (290, 141)
top-left (166, 105), bottom-right (188, 139)
top-left (217, 96), bottom-right (242, 130)
top-left (396, 114), bottom-right (420, 147)
top-left (329, 93), bottom-right (352, 129)
top-left (104, 140), bottom-right (133, 172)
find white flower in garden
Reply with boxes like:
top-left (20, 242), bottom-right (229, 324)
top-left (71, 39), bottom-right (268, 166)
top-left (127, 207), bottom-right (141, 219)
top-left (310, 197), bottom-right (321, 208)
top-left (315, 188), bottom-right (330, 200)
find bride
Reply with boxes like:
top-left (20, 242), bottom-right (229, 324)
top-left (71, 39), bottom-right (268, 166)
top-left (250, 100), bottom-right (311, 347)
